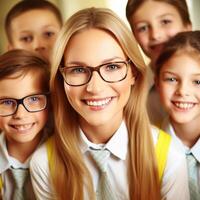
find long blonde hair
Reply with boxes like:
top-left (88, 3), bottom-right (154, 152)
top-left (50, 7), bottom-right (160, 200)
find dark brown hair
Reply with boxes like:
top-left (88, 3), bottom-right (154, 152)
top-left (5, 0), bottom-right (63, 43)
top-left (0, 49), bottom-right (50, 92)
top-left (155, 31), bottom-right (200, 75)
top-left (126, 0), bottom-right (191, 28)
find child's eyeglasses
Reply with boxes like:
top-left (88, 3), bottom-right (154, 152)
top-left (59, 60), bottom-right (131, 86)
top-left (0, 93), bottom-right (49, 117)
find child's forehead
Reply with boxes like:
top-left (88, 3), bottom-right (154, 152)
top-left (12, 8), bottom-right (61, 26)
top-left (0, 69), bottom-right (48, 98)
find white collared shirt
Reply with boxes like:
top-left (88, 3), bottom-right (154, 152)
top-left (162, 117), bottom-right (200, 184)
top-left (30, 121), bottom-right (189, 200)
top-left (0, 133), bottom-right (36, 200)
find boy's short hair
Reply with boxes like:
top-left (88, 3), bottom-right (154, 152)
top-left (0, 49), bottom-right (50, 92)
top-left (5, 0), bottom-right (63, 43)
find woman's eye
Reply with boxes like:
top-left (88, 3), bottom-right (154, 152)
top-left (70, 67), bottom-right (87, 74)
top-left (106, 63), bottom-right (121, 71)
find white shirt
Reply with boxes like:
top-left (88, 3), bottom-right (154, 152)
top-left (162, 117), bottom-right (200, 185)
top-left (30, 122), bottom-right (189, 200)
top-left (0, 133), bottom-right (36, 200)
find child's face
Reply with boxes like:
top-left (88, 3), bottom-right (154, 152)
top-left (157, 53), bottom-right (200, 125)
top-left (0, 70), bottom-right (48, 146)
top-left (9, 9), bottom-right (61, 61)
top-left (130, 1), bottom-right (191, 64)
top-left (63, 28), bottom-right (135, 138)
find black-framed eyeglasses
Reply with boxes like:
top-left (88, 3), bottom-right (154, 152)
top-left (0, 93), bottom-right (49, 117)
top-left (59, 60), bottom-right (131, 86)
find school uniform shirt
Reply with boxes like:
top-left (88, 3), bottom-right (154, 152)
top-left (0, 133), bottom-right (36, 200)
top-left (161, 117), bottom-right (200, 182)
top-left (30, 121), bottom-right (189, 200)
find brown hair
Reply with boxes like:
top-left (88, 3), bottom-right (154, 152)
top-left (126, 0), bottom-right (191, 28)
top-left (50, 7), bottom-right (160, 200)
top-left (155, 31), bottom-right (200, 76)
top-left (0, 49), bottom-right (50, 91)
top-left (5, 0), bottom-right (63, 43)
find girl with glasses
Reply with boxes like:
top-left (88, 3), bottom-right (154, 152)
top-left (30, 7), bottom-right (189, 200)
top-left (0, 49), bottom-right (50, 199)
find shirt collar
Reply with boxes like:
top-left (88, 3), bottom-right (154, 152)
top-left (80, 121), bottom-right (128, 160)
top-left (161, 117), bottom-right (200, 162)
top-left (0, 133), bottom-right (10, 173)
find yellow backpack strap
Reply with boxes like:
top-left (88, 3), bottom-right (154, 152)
top-left (0, 175), bottom-right (2, 195)
top-left (155, 129), bottom-right (171, 182)
top-left (46, 137), bottom-right (53, 175)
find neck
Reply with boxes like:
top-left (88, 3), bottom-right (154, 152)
top-left (80, 118), bottom-right (123, 144)
top-left (6, 133), bottom-right (42, 163)
top-left (171, 119), bottom-right (200, 148)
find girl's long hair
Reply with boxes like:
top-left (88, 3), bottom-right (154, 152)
top-left (50, 7), bottom-right (160, 200)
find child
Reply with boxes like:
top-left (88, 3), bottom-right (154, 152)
top-left (30, 7), bottom-right (189, 200)
top-left (0, 49), bottom-right (50, 199)
top-left (126, 0), bottom-right (192, 126)
top-left (5, 0), bottom-right (63, 61)
top-left (155, 31), bottom-right (200, 199)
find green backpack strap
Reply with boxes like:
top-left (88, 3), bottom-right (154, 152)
top-left (46, 137), bottom-right (53, 176)
top-left (155, 129), bottom-right (171, 182)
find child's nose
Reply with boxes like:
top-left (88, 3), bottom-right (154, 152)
top-left (13, 104), bottom-right (28, 119)
top-left (175, 82), bottom-right (190, 97)
top-left (150, 26), bottom-right (163, 41)
top-left (34, 38), bottom-right (46, 52)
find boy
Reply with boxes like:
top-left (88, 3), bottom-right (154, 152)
top-left (0, 49), bottom-right (50, 199)
top-left (5, 0), bottom-right (62, 61)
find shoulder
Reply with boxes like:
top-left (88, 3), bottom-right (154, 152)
top-left (30, 141), bottom-right (49, 174)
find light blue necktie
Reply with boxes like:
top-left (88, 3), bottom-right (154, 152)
top-left (90, 149), bottom-right (117, 200)
top-left (186, 153), bottom-right (200, 200)
top-left (11, 168), bottom-right (29, 200)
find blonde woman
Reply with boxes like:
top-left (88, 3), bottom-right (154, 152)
top-left (30, 7), bottom-right (189, 200)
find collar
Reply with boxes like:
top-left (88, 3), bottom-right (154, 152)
top-left (80, 121), bottom-right (128, 160)
top-left (0, 133), bottom-right (11, 173)
top-left (161, 117), bottom-right (200, 163)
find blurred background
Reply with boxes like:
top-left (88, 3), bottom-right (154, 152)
top-left (0, 0), bottom-right (199, 55)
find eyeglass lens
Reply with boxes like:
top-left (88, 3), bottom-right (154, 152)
top-left (60, 61), bottom-right (129, 86)
top-left (0, 94), bottom-right (47, 116)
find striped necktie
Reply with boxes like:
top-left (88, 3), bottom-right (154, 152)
top-left (10, 168), bottom-right (29, 200)
top-left (90, 149), bottom-right (117, 200)
top-left (186, 153), bottom-right (200, 200)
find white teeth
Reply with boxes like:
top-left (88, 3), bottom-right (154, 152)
top-left (174, 102), bottom-right (194, 109)
top-left (13, 124), bottom-right (33, 131)
top-left (86, 98), bottom-right (111, 106)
